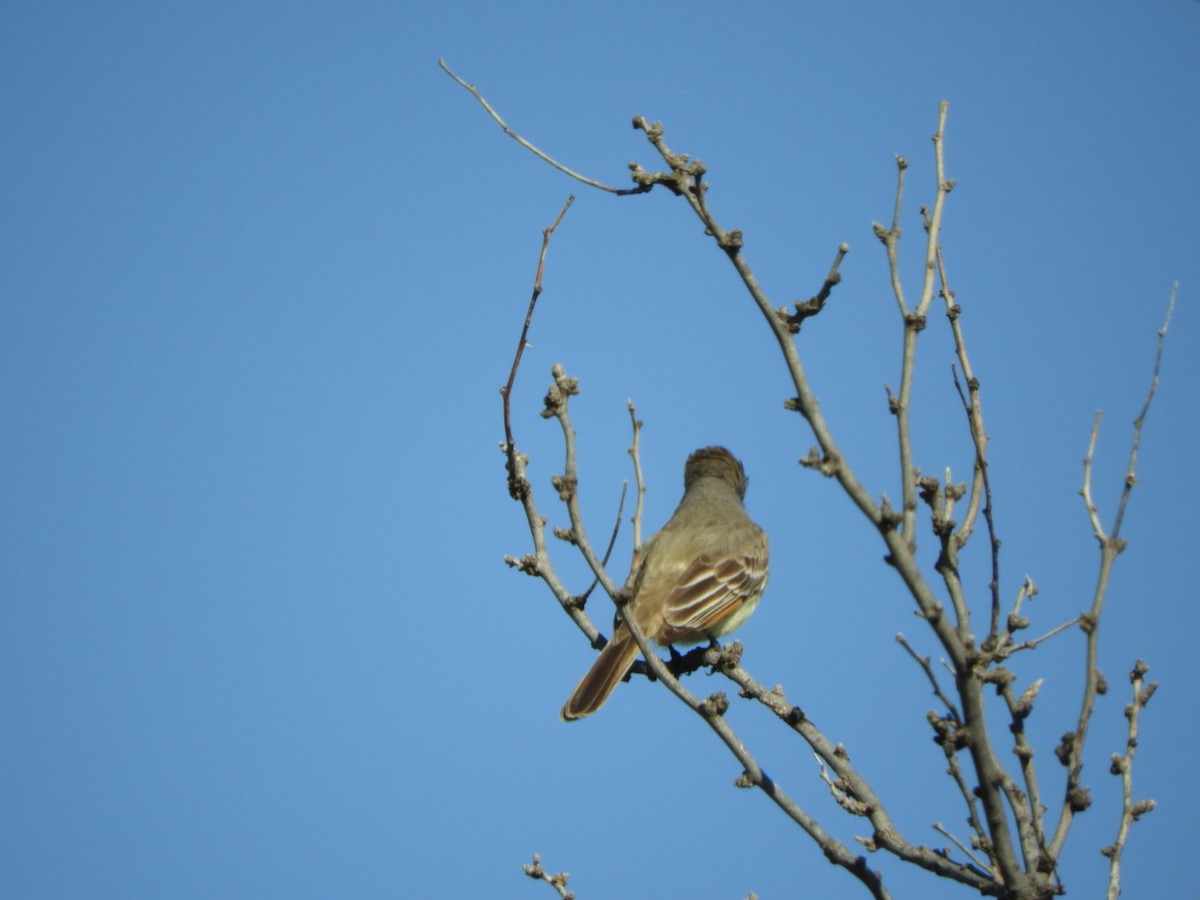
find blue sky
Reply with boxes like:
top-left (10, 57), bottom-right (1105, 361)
top-left (2, 2), bottom-right (1197, 898)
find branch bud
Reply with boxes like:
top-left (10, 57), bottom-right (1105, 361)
top-left (1131, 799), bottom-right (1156, 820)
top-left (699, 692), bottom-right (729, 718)
top-left (1055, 732), bottom-right (1075, 766)
top-left (1067, 786), bottom-right (1092, 812)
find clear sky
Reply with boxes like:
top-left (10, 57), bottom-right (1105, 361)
top-left (3, 2), bottom-right (1197, 898)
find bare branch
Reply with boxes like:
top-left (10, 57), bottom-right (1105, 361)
top-left (613, 609), bottom-right (895, 898)
top-left (1102, 661), bottom-right (1158, 899)
top-left (498, 201), bottom-right (609, 649)
top-left (891, 102), bottom-right (953, 549)
top-left (1050, 287), bottom-right (1174, 860)
top-left (997, 678), bottom-right (1049, 867)
top-left (916, 103), bottom-right (954, 319)
top-left (940, 250), bottom-right (988, 547)
top-left (725, 656), bottom-right (998, 892)
top-left (932, 822), bottom-right (996, 879)
top-left (501, 195), bottom-right (575, 500)
top-left (780, 243), bottom-right (851, 332)
top-left (542, 364), bottom-right (623, 601)
top-left (872, 154), bottom-right (910, 316)
top-left (522, 854), bottom-right (575, 900)
top-left (440, 59), bottom-right (649, 196)
top-left (896, 633), bottom-right (961, 723)
top-left (994, 616), bottom-right (1082, 662)
top-left (1112, 283), bottom-right (1175, 539)
top-left (1080, 413), bottom-right (1107, 543)
top-left (988, 576), bottom-right (1036, 658)
top-left (626, 401), bottom-right (645, 552)
top-left (897, 639), bottom-right (994, 870)
top-left (573, 481), bottom-right (627, 608)
top-left (939, 245), bottom-right (1001, 646)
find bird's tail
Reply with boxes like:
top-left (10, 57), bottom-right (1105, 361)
top-left (560, 626), bottom-right (641, 721)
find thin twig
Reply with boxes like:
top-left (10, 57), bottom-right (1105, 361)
top-left (440, 59), bottom-right (648, 196)
top-left (782, 242), bottom-right (851, 332)
top-left (933, 822), bottom-right (995, 877)
top-left (627, 401), bottom-right (645, 553)
top-left (998, 678), bottom-right (1048, 863)
top-left (1103, 661), bottom-right (1157, 900)
top-left (815, 754), bottom-right (872, 816)
top-left (1112, 284), bottom-right (1175, 539)
top-left (895, 102), bottom-right (952, 545)
top-left (943, 744), bottom-right (991, 862)
top-left (896, 633), bottom-right (961, 723)
top-left (502, 196), bottom-right (575, 500)
top-left (872, 155), bottom-right (910, 317)
top-left (940, 245), bottom-right (999, 643)
top-left (916, 104), bottom-right (954, 318)
top-left (1048, 408), bottom-right (1113, 857)
top-left (499, 203), bottom-right (606, 650)
top-left (1050, 287), bottom-right (1174, 861)
top-left (522, 853), bottom-right (575, 900)
top-left (574, 482), bottom-right (627, 608)
top-left (990, 576), bottom-right (1037, 657)
top-left (994, 616), bottom-right (1081, 661)
top-left (940, 252), bottom-right (986, 545)
top-left (542, 365), bottom-right (624, 603)
top-left (1080, 413), bottom-right (1107, 540)
top-left (895, 637), bottom-right (996, 867)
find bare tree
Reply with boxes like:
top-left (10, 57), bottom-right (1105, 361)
top-left (443, 60), bottom-right (1170, 900)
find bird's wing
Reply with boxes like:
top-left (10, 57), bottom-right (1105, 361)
top-left (659, 549), bottom-right (769, 642)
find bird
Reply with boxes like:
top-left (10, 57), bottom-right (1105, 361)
top-left (560, 446), bottom-right (769, 721)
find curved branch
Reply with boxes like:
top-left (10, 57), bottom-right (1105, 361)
top-left (441, 58), bottom-right (650, 196)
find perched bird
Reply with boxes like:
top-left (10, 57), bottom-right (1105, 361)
top-left (561, 446), bottom-right (769, 721)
